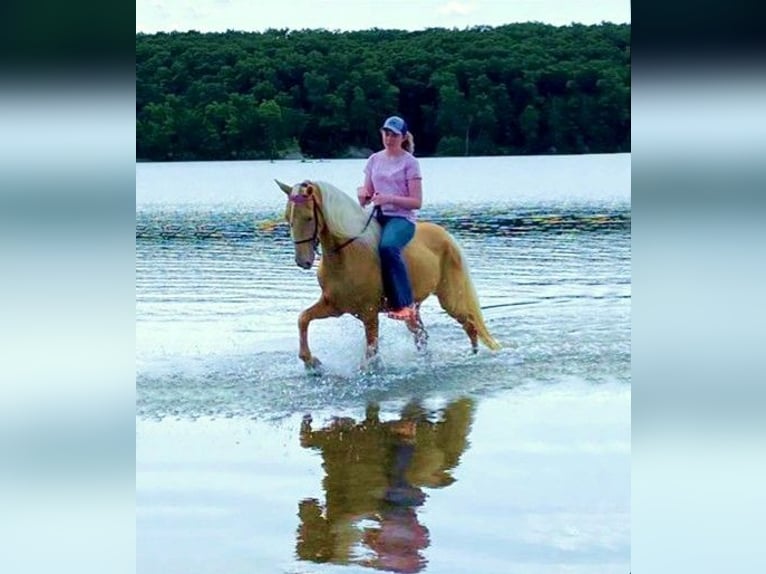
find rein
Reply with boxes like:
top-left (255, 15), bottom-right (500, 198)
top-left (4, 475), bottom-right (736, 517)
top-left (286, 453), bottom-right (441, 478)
top-left (289, 193), bottom-right (380, 255)
top-left (330, 205), bottom-right (380, 254)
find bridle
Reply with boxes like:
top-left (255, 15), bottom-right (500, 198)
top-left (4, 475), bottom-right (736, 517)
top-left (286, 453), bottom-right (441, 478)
top-left (288, 182), bottom-right (379, 256)
top-left (288, 192), bottom-right (320, 252)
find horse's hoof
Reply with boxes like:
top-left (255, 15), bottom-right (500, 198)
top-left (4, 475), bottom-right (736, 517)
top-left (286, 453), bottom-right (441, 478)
top-left (304, 356), bottom-right (324, 375)
top-left (361, 353), bottom-right (383, 373)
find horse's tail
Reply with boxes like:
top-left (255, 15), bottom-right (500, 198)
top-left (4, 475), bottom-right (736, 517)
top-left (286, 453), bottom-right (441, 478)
top-left (438, 234), bottom-right (502, 351)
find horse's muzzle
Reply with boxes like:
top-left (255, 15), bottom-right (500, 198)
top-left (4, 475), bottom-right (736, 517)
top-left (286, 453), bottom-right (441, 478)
top-left (295, 257), bottom-right (314, 270)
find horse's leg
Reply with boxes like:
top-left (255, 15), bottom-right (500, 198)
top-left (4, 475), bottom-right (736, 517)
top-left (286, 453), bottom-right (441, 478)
top-left (439, 303), bottom-right (479, 353)
top-left (407, 303), bottom-right (428, 352)
top-left (360, 313), bottom-right (381, 370)
top-left (298, 297), bottom-right (340, 371)
top-left (436, 288), bottom-right (479, 353)
top-left (462, 322), bottom-right (479, 354)
top-left (362, 314), bottom-right (380, 358)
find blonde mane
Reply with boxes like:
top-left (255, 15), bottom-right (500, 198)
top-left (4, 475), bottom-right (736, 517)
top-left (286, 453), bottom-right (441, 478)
top-left (315, 181), bottom-right (380, 247)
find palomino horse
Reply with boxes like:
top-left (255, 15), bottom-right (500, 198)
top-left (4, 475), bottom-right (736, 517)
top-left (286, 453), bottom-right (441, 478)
top-left (276, 179), bottom-right (501, 370)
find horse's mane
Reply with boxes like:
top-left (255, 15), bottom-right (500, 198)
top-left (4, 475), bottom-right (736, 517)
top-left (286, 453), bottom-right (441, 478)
top-left (315, 181), bottom-right (380, 247)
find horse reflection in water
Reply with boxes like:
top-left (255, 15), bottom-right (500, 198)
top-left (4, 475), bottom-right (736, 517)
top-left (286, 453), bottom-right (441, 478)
top-left (296, 398), bottom-right (475, 573)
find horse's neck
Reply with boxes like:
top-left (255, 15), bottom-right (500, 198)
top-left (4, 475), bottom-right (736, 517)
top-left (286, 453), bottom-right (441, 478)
top-left (318, 230), bottom-right (342, 256)
top-left (318, 228), bottom-right (374, 266)
top-left (317, 195), bottom-right (377, 264)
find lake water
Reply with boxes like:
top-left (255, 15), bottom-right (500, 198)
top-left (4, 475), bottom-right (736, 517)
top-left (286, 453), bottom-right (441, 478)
top-left (136, 154), bottom-right (631, 574)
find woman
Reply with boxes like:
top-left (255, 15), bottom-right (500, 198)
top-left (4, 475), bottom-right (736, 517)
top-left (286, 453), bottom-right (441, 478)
top-left (357, 115), bottom-right (422, 324)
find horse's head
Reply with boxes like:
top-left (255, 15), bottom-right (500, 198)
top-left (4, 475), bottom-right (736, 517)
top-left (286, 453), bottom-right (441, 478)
top-left (276, 179), bottom-right (323, 269)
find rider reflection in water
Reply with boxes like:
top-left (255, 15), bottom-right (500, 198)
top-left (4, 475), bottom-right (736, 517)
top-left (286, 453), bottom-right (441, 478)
top-left (295, 398), bottom-right (474, 573)
top-left (363, 416), bottom-right (429, 573)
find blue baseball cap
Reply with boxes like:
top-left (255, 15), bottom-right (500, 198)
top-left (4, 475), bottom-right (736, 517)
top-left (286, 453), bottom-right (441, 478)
top-left (381, 116), bottom-right (408, 135)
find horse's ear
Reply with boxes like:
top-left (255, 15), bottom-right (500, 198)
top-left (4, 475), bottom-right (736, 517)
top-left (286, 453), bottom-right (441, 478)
top-left (275, 179), bottom-right (292, 195)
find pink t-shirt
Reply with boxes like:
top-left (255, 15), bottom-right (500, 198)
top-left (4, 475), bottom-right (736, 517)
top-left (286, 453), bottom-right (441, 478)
top-left (363, 150), bottom-right (422, 222)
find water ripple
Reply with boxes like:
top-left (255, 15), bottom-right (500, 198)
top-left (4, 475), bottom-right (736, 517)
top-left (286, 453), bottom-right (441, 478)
top-left (137, 204), bottom-right (630, 420)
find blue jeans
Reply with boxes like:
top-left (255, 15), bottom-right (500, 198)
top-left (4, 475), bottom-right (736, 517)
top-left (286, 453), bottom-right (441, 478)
top-left (377, 215), bottom-right (415, 310)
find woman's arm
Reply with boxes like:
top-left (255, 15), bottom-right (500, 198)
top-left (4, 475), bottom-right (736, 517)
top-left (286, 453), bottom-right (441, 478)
top-left (357, 171), bottom-right (374, 206)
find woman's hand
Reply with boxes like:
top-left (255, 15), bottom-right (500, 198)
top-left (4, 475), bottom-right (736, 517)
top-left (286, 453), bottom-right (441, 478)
top-left (357, 186), bottom-right (372, 206)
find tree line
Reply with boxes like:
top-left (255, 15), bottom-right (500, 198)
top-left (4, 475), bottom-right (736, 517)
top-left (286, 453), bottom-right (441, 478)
top-left (136, 22), bottom-right (630, 161)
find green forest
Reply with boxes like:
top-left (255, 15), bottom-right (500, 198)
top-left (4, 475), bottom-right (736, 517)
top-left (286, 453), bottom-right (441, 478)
top-left (136, 22), bottom-right (630, 161)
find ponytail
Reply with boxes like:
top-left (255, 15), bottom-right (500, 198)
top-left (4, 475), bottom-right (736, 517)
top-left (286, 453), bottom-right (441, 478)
top-left (402, 132), bottom-right (415, 155)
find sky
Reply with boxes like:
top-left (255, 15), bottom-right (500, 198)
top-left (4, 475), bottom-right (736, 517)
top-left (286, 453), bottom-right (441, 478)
top-left (136, 0), bottom-right (630, 34)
